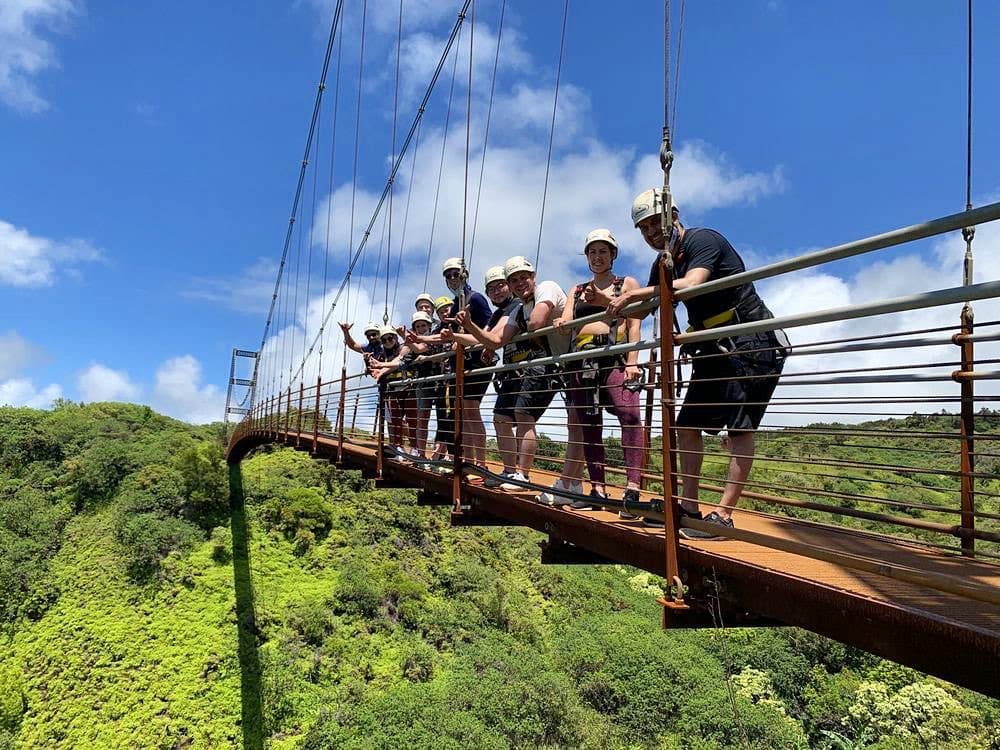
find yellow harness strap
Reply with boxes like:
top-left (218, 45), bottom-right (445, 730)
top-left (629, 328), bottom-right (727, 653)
top-left (686, 307), bottom-right (736, 333)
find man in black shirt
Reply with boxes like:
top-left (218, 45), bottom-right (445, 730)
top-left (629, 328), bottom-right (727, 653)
top-left (606, 188), bottom-right (786, 539)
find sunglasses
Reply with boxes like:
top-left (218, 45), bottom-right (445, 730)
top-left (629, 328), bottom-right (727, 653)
top-left (365, 331), bottom-right (379, 338)
top-left (444, 271), bottom-right (462, 280)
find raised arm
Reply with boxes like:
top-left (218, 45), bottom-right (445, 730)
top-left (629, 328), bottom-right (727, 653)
top-left (339, 322), bottom-right (365, 354)
top-left (458, 308), bottom-right (511, 349)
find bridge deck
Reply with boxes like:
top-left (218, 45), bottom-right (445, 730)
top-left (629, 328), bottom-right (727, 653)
top-left (229, 428), bottom-right (1000, 696)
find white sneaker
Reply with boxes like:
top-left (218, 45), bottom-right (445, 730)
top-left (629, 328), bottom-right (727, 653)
top-left (536, 479), bottom-right (582, 506)
top-left (500, 472), bottom-right (527, 491)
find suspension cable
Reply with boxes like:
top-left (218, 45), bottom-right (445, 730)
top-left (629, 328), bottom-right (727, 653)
top-left (424, 23), bottom-right (464, 292)
top-left (670, 0), bottom-right (685, 139)
top-left (461, 0), bottom-right (475, 278)
top-left (385, 0), bottom-right (404, 324)
top-left (468, 0), bottom-right (506, 266)
top-left (533, 0), bottom-right (569, 268)
top-left (961, 0), bottom-right (975, 288)
top-left (391, 119), bottom-right (422, 315)
top-left (320, 31), bottom-right (343, 374)
top-left (293, 0), bottom-right (473, 384)
top-left (346, 0), bottom-right (368, 330)
top-left (251, 0), bottom-right (344, 402)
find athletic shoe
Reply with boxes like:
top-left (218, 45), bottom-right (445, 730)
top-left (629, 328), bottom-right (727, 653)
top-left (618, 488), bottom-right (641, 520)
top-left (500, 471), bottom-right (527, 491)
top-left (571, 488), bottom-right (604, 511)
top-left (679, 511), bottom-right (733, 540)
top-left (642, 503), bottom-right (703, 528)
top-left (484, 471), bottom-right (510, 489)
top-left (535, 479), bottom-right (582, 506)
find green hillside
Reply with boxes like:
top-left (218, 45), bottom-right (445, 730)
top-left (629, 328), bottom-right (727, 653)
top-left (0, 402), bottom-right (996, 749)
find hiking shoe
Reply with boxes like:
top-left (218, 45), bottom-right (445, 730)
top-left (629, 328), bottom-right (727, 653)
top-left (619, 488), bottom-right (641, 520)
top-left (536, 479), bottom-right (581, 506)
top-left (500, 471), bottom-right (528, 491)
top-left (679, 511), bottom-right (734, 540)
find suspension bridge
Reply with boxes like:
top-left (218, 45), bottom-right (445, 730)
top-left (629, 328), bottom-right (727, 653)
top-left (224, 0), bottom-right (999, 698)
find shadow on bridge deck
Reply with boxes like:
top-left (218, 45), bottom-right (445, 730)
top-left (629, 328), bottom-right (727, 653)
top-left (227, 427), bottom-right (1000, 698)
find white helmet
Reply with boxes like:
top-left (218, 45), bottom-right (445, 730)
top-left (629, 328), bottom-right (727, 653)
top-left (411, 311), bottom-right (433, 325)
top-left (363, 321), bottom-right (381, 335)
top-left (583, 228), bottom-right (618, 258)
top-left (441, 257), bottom-right (467, 277)
top-left (484, 265), bottom-right (507, 288)
top-left (415, 293), bottom-right (434, 308)
top-left (379, 325), bottom-right (398, 340)
top-left (632, 188), bottom-right (679, 227)
top-left (503, 255), bottom-right (535, 279)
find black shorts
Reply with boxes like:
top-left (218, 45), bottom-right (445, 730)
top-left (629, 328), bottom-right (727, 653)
top-left (493, 365), bottom-right (557, 421)
top-left (678, 331), bottom-right (785, 434)
top-left (493, 373), bottom-right (520, 418)
top-left (463, 361), bottom-right (492, 402)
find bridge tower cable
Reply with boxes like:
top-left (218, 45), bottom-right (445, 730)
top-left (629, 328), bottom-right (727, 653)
top-left (533, 0), bottom-right (569, 268)
top-left (423, 23), bottom-right (464, 292)
top-left (467, 0), bottom-right (506, 266)
top-left (291, 0), bottom-right (474, 385)
top-left (249, 0), bottom-right (345, 410)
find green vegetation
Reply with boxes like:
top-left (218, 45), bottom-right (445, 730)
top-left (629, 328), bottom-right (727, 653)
top-left (0, 402), bottom-right (996, 748)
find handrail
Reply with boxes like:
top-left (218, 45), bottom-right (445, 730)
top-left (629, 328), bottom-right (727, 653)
top-left (676, 200), bottom-right (1000, 302)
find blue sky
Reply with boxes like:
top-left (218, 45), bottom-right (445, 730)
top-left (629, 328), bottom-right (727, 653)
top-left (2, 0), bottom-right (999, 422)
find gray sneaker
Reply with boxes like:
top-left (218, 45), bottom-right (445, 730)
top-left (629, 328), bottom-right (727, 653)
top-left (679, 511), bottom-right (733, 540)
top-left (484, 472), bottom-right (510, 489)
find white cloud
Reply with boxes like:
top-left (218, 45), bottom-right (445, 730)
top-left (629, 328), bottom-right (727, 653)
top-left (77, 363), bottom-right (141, 403)
top-left (0, 219), bottom-right (102, 287)
top-left (633, 141), bottom-right (786, 217)
top-left (0, 377), bottom-right (61, 408)
top-left (0, 0), bottom-right (77, 114)
top-left (184, 258), bottom-right (277, 315)
top-left (151, 355), bottom-right (225, 424)
top-left (0, 330), bottom-right (48, 379)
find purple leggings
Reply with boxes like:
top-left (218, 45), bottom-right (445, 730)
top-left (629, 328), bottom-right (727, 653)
top-left (567, 363), bottom-right (644, 485)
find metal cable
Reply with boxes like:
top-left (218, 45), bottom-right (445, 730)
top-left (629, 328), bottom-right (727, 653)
top-left (533, 0), bottom-right (569, 268)
top-left (385, 0), bottom-right (404, 324)
top-left (251, 0), bottom-right (344, 403)
top-left (468, 0), bottom-right (506, 266)
top-left (424, 23), bottom-right (464, 292)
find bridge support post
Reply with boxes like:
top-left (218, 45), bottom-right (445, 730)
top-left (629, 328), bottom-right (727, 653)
top-left (313, 375), bottom-right (322, 454)
top-left (350, 392), bottom-right (360, 435)
top-left (958, 304), bottom-right (976, 556)
top-left (641, 340), bottom-right (658, 492)
top-left (296, 382), bottom-right (304, 447)
top-left (284, 387), bottom-right (292, 441)
top-left (452, 345), bottom-right (465, 512)
top-left (376, 388), bottom-right (385, 478)
top-left (337, 368), bottom-right (347, 464)
top-left (656, 251), bottom-right (687, 611)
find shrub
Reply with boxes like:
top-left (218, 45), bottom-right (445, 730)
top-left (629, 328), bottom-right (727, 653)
top-left (115, 513), bottom-right (203, 582)
top-left (260, 487), bottom-right (333, 549)
top-left (209, 526), bottom-right (232, 563)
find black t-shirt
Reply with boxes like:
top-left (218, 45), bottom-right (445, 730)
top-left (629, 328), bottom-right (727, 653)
top-left (647, 227), bottom-right (762, 327)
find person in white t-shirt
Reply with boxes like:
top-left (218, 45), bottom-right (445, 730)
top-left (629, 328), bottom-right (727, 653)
top-left (453, 256), bottom-right (585, 501)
